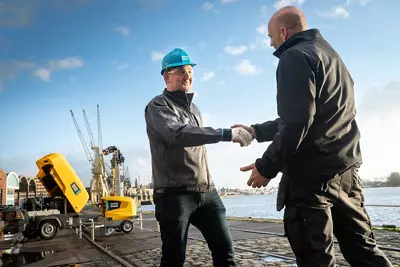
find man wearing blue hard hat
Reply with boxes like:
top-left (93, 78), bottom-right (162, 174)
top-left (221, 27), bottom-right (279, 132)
top-left (145, 48), bottom-right (251, 266)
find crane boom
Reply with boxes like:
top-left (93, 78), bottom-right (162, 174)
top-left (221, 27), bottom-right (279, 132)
top-left (97, 104), bottom-right (103, 151)
top-left (70, 110), bottom-right (94, 164)
top-left (83, 109), bottom-right (96, 149)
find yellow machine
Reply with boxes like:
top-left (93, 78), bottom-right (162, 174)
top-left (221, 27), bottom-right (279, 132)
top-left (15, 153), bottom-right (137, 239)
top-left (99, 196), bottom-right (136, 233)
top-left (36, 153), bottom-right (89, 213)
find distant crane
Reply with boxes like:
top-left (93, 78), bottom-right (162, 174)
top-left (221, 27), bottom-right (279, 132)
top-left (103, 145), bottom-right (126, 197)
top-left (70, 105), bottom-right (111, 203)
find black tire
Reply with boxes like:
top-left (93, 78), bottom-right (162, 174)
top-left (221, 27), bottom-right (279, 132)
top-left (38, 221), bottom-right (58, 240)
top-left (22, 230), bottom-right (39, 239)
top-left (121, 220), bottom-right (133, 233)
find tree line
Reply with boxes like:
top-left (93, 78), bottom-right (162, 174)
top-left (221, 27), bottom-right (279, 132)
top-left (363, 172), bottom-right (400, 187)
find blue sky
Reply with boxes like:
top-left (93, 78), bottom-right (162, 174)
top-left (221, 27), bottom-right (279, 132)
top-left (1, 0), bottom-right (400, 188)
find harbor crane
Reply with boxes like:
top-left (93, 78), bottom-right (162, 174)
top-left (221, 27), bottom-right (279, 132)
top-left (70, 105), bottom-right (111, 203)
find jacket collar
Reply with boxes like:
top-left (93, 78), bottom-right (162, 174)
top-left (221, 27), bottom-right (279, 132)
top-left (163, 89), bottom-right (194, 108)
top-left (273, 29), bottom-right (323, 58)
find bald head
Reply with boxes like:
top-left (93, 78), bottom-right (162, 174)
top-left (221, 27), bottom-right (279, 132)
top-left (267, 6), bottom-right (307, 49)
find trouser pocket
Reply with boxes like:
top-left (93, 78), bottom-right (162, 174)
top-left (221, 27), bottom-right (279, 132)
top-left (284, 205), bottom-right (335, 267)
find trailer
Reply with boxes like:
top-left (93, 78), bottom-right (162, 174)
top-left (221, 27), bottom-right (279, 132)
top-left (0, 153), bottom-right (137, 240)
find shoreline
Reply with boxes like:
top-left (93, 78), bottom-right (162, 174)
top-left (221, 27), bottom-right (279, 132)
top-left (141, 211), bottom-right (399, 231)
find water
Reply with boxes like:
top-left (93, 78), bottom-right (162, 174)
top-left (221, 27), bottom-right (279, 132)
top-left (142, 187), bottom-right (400, 226)
top-left (0, 250), bottom-right (59, 267)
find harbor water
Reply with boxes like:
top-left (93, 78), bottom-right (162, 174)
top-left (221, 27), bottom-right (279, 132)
top-left (141, 187), bottom-right (399, 226)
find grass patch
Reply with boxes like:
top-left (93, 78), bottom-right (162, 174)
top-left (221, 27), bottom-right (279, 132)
top-left (142, 211), bottom-right (155, 215)
top-left (373, 226), bottom-right (400, 232)
top-left (226, 216), bottom-right (283, 224)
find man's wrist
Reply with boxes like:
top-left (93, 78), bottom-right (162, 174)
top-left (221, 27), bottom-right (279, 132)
top-left (222, 128), bottom-right (232, 141)
top-left (249, 124), bottom-right (257, 138)
top-left (255, 158), bottom-right (278, 178)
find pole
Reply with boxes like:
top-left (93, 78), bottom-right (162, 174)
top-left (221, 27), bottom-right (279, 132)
top-left (139, 210), bottom-right (143, 230)
top-left (90, 219), bottom-right (95, 241)
top-left (79, 218), bottom-right (82, 239)
top-left (116, 164), bottom-right (123, 196)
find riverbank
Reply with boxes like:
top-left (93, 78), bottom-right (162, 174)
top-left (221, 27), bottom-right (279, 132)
top-left (2, 213), bottom-right (399, 267)
top-left (142, 211), bottom-right (399, 231)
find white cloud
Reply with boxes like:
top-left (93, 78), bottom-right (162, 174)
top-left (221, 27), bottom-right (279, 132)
top-left (0, 2), bottom-right (34, 28)
top-left (113, 62), bottom-right (129, 71)
top-left (202, 71), bottom-right (215, 81)
top-left (221, 0), bottom-right (236, 3)
top-left (33, 57), bottom-right (84, 82)
top-left (256, 24), bottom-right (268, 35)
top-left (248, 24), bottom-right (273, 50)
top-left (48, 57), bottom-right (84, 70)
top-left (357, 0), bottom-right (372, 5)
top-left (355, 81), bottom-right (400, 180)
top-left (33, 68), bottom-right (51, 82)
top-left (235, 59), bottom-right (263, 75)
top-left (0, 57), bottom-right (84, 90)
top-left (114, 26), bottom-right (130, 36)
top-left (0, 60), bottom-right (34, 91)
top-left (203, 2), bottom-right (213, 11)
top-left (273, 0), bottom-right (306, 10)
top-left (223, 45), bottom-right (248, 55)
top-left (260, 5), bottom-right (268, 13)
top-left (151, 51), bottom-right (165, 61)
top-left (319, 6), bottom-right (350, 19)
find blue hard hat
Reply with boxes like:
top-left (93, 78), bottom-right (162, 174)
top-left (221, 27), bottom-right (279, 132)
top-left (161, 48), bottom-right (196, 75)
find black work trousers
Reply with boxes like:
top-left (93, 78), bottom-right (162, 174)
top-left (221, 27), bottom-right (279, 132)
top-left (283, 165), bottom-right (393, 267)
top-left (154, 188), bottom-right (236, 267)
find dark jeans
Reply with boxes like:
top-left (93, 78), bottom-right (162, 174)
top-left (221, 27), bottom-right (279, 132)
top-left (282, 165), bottom-right (393, 267)
top-left (154, 189), bottom-right (236, 267)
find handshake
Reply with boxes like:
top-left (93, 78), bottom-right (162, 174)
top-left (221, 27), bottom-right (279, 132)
top-left (231, 124), bottom-right (255, 147)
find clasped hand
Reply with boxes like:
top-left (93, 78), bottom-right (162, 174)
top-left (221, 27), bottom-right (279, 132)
top-left (231, 127), bottom-right (253, 147)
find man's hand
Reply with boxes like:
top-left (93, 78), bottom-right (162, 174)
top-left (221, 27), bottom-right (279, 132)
top-left (231, 127), bottom-right (253, 147)
top-left (240, 163), bottom-right (271, 188)
top-left (231, 124), bottom-right (256, 139)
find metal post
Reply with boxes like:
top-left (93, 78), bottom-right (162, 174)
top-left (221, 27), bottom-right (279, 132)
top-left (90, 219), bottom-right (95, 241)
top-left (157, 221), bottom-right (160, 233)
top-left (139, 211), bottom-right (143, 230)
top-left (79, 218), bottom-right (82, 239)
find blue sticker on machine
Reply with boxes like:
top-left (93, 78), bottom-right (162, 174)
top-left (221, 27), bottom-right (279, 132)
top-left (71, 182), bottom-right (81, 195)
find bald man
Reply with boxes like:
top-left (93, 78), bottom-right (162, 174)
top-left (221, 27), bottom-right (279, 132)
top-left (234, 6), bottom-right (393, 267)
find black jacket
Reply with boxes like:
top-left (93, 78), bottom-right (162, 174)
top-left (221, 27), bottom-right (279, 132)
top-left (254, 29), bottom-right (362, 180)
top-left (144, 89), bottom-right (232, 194)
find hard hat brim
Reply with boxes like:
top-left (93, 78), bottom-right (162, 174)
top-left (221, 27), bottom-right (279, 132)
top-left (161, 63), bottom-right (197, 75)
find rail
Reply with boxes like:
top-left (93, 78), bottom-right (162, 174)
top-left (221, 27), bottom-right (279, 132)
top-left (365, 204), bottom-right (400, 208)
top-left (228, 228), bottom-right (400, 253)
top-left (137, 225), bottom-right (297, 262)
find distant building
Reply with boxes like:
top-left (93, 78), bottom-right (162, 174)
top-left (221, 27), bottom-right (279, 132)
top-left (0, 169), bottom-right (6, 205)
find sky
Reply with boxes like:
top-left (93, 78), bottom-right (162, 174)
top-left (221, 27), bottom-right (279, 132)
top-left (1, 0), bottom-right (400, 189)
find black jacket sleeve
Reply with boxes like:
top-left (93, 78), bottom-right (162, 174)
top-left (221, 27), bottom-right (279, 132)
top-left (255, 49), bottom-right (317, 178)
top-left (145, 99), bottom-right (232, 147)
top-left (251, 118), bottom-right (282, 142)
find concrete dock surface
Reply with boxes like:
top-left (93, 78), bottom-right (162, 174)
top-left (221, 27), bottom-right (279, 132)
top-left (1, 212), bottom-right (399, 266)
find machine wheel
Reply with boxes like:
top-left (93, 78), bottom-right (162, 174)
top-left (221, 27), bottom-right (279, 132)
top-left (38, 221), bottom-right (58, 240)
top-left (121, 221), bottom-right (133, 233)
top-left (22, 230), bottom-right (39, 239)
